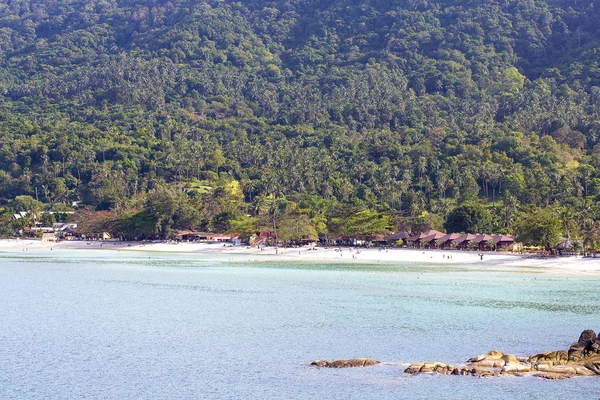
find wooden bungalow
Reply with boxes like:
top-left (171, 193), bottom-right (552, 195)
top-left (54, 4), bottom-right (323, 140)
top-left (371, 233), bottom-right (388, 246)
top-left (407, 230), bottom-right (445, 248)
top-left (437, 233), bottom-right (462, 249)
top-left (473, 234), bottom-right (495, 251)
top-left (300, 235), bottom-right (319, 246)
top-left (176, 231), bottom-right (215, 242)
top-left (384, 231), bottom-right (410, 246)
top-left (492, 234), bottom-right (515, 251)
top-left (453, 233), bottom-right (477, 249)
top-left (422, 231), bottom-right (447, 248)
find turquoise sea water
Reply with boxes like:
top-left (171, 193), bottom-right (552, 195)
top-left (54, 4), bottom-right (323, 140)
top-left (1, 250), bottom-right (599, 399)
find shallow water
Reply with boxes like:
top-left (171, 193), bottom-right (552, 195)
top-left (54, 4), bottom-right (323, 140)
top-left (1, 250), bottom-right (599, 399)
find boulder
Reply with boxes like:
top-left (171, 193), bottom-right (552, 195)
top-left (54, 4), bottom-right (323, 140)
top-left (451, 367), bottom-right (497, 377)
top-left (568, 329), bottom-right (597, 361)
top-left (535, 364), bottom-right (595, 376)
top-left (471, 367), bottom-right (498, 378)
top-left (467, 350), bottom-right (506, 368)
top-left (578, 329), bottom-right (597, 344)
top-left (534, 373), bottom-right (571, 380)
top-left (496, 353), bottom-right (532, 374)
top-left (311, 358), bottom-right (380, 368)
top-left (405, 362), bottom-right (455, 375)
top-left (528, 350), bottom-right (568, 366)
top-left (403, 330), bottom-right (600, 379)
top-left (310, 360), bottom-right (329, 367)
top-left (406, 363), bottom-right (497, 377)
top-left (584, 362), bottom-right (600, 375)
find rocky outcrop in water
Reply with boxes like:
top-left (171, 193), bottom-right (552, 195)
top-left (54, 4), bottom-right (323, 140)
top-left (405, 330), bottom-right (600, 379)
top-left (311, 358), bottom-right (380, 368)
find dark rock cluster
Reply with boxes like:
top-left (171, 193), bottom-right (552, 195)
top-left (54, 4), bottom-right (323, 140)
top-left (310, 358), bottom-right (380, 368)
top-left (405, 330), bottom-right (600, 379)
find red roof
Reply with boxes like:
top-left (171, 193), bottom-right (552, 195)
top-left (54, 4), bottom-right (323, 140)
top-left (437, 233), bottom-right (462, 242)
top-left (385, 231), bottom-right (410, 241)
top-left (492, 234), bottom-right (515, 244)
top-left (453, 233), bottom-right (477, 244)
top-left (407, 230), bottom-right (445, 242)
top-left (473, 234), bottom-right (494, 243)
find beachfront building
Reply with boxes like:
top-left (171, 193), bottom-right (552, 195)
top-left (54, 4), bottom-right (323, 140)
top-left (42, 230), bottom-right (57, 242)
top-left (407, 230), bottom-right (445, 248)
top-left (436, 233), bottom-right (462, 249)
top-left (492, 234), bottom-right (516, 251)
top-left (384, 231), bottom-right (410, 246)
top-left (452, 233), bottom-right (477, 249)
top-left (473, 234), bottom-right (495, 251)
top-left (176, 231), bottom-right (215, 242)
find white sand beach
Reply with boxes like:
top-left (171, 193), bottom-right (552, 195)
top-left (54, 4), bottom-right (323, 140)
top-left (2, 238), bottom-right (600, 272)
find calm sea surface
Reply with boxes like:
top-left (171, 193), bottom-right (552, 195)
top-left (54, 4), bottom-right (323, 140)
top-left (1, 250), bottom-right (599, 399)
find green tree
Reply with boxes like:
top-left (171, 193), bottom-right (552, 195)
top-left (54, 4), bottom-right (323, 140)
top-left (14, 195), bottom-right (44, 224)
top-left (209, 149), bottom-right (226, 175)
top-left (142, 184), bottom-right (200, 239)
top-left (581, 221), bottom-right (600, 255)
top-left (277, 214), bottom-right (317, 242)
top-left (341, 210), bottom-right (391, 239)
top-left (514, 208), bottom-right (562, 248)
top-left (444, 204), bottom-right (493, 233)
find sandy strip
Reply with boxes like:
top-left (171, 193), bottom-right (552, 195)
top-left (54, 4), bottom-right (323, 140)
top-left (1, 238), bottom-right (599, 272)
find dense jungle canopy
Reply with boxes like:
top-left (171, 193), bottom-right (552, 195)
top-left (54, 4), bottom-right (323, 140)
top-left (1, 0), bottom-right (600, 243)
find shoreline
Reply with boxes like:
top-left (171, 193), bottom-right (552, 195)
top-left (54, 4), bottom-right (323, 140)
top-left (1, 238), bottom-right (599, 272)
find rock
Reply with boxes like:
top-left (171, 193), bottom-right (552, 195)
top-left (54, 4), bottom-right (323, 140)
top-left (471, 367), bottom-right (497, 377)
top-left (585, 362), bottom-right (600, 374)
top-left (535, 364), bottom-right (595, 376)
top-left (451, 367), bottom-right (497, 377)
top-left (568, 329), bottom-right (597, 361)
top-left (310, 360), bottom-right (329, 367)
top-left (435, 364), bottom-right (455, 375)
top-left (406, 363), bottom-right (496, 377)
top-left (498, 353), bottom-right (532, 374)
top-left (528, 350), bottom-right (568, 366)
top-left (534, 373), bottom-right (571, 380)
top-left (419, 362), bottom-right (447, 374)
top-left (501, 354), bottom-right (519, 364)
top-left (501, 363), bottom-right (531, 374)
top-left (311, 358), bottom-right (380, 368)
top-left (579, 329), bottom-right (597, 344)
top-left (468, 350), bottom-right (506, 368)
top-left (405, 362), bottom-right (455, 375)
top-left (404, 362), bottom-right (425, 375)
top-left (405, 330), bottom-right (600, 380)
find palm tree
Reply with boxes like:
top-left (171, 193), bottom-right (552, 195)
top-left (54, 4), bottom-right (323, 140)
top-left (556, 205), bottom-right (576, 240)
top-left (581, 221), bottom-right (600, 257)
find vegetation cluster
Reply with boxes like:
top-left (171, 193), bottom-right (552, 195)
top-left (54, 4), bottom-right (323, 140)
top-left (1, 0), bottom-right (600, 249)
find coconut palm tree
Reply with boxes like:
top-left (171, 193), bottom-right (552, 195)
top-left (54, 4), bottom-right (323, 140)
top-left (581, 221), bottom-right (600, 257)
top-left (556, 205), bottom-right (576, 240)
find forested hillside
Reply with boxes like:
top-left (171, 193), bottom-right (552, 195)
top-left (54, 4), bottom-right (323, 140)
top-left (1, 0), bottom-right (600, 243)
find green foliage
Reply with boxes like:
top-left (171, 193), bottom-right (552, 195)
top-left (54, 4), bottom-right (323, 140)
top-left (277, 214), bottom-right (317, 242)
top-left (514, 208), bottom-right (563, 247)
top-left (13, 195), bottom-right (44, 220)
top-left (444, 204), bottom-right (494, 234)
top-left (227, 214), bottom-right (258, 234)
top-left (341, 210), bottom-right (391, 239)
top-left (0, 0), bottom-right (600, 238)
top-left (141, 184), bottom-right (200, 239)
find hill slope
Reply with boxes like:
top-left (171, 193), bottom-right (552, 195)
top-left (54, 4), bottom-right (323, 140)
top-left (1, 0), bottom-right (600, 233)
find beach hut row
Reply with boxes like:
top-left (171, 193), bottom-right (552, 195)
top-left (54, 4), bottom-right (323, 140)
top-left (383, 230), bottom-right (515, 251)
